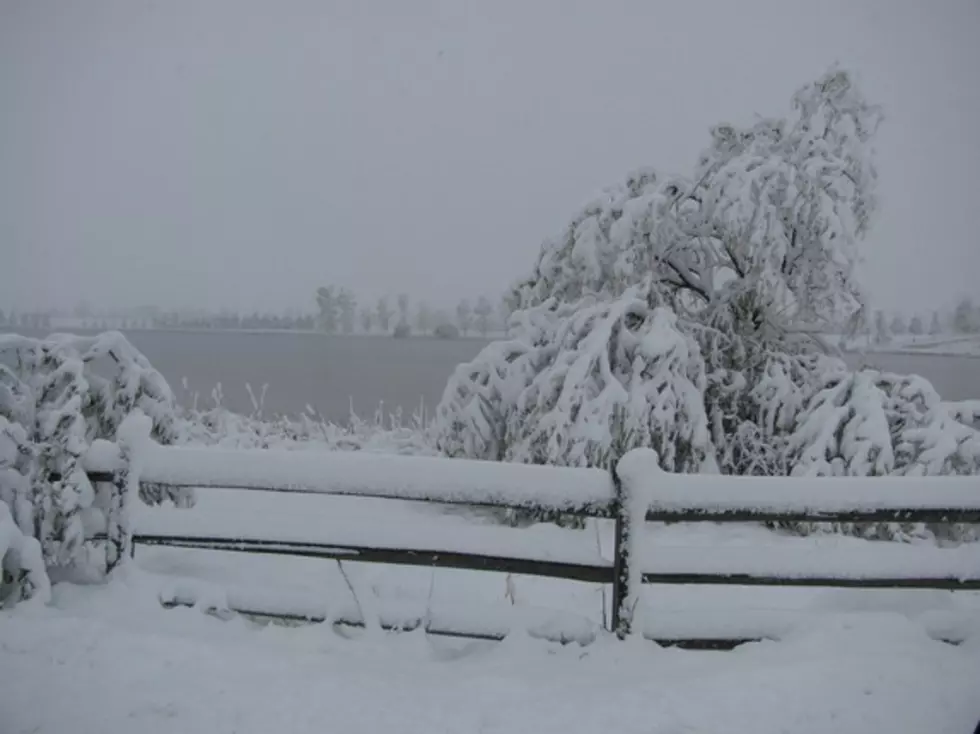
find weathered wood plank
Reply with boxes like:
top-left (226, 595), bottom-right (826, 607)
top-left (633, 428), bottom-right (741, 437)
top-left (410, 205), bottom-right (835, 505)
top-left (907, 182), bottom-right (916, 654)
top-left (132, 534), bottom-right (613, 584)
top-left (645, 508), bottom-right (980, 524)
top-left (640, 572), bottom-right (980, 590)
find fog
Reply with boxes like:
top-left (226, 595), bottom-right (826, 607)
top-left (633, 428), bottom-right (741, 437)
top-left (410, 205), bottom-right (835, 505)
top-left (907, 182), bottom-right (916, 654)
top-left (2, 0), bottom-right (978, 315)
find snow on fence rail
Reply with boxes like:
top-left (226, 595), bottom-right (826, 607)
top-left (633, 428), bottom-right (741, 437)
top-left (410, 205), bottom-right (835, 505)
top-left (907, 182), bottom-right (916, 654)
top-left (82, 440), bottom-right (980, 647)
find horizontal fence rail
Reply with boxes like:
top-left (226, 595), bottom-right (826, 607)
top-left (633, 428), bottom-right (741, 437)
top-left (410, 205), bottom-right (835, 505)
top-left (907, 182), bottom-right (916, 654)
top-left (81, 440), bottom-right (980, 648)
top-left (123, 534), bottom-right (614, 584)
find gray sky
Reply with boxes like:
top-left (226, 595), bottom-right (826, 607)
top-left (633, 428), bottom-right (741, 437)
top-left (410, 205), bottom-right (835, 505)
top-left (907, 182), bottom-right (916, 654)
top-left (2, 0), bottom-right (978, 315)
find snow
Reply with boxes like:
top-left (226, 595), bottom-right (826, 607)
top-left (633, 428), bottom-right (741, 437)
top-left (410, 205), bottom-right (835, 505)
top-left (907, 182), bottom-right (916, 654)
top-left (614, 447), bottom-right (659, 629)
top-left (2, 573), bottom-right (980, 734)
top-left (0, 501), bottom-right (50, 604)
top-left (130, 490), bottom-right (609, 570)
top-left (132, 443), bottom-right (614, 511)
top-left (157, 579), bottom-right (602, 645)
top-left (82, 439), bottom-right (122, 474)
top-left (616, 447), bottom-right (980, 516)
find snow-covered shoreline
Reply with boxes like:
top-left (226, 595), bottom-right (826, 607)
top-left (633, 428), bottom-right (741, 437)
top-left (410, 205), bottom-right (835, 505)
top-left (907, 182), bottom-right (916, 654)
top-left (842, 335), bottom-right (980, 359)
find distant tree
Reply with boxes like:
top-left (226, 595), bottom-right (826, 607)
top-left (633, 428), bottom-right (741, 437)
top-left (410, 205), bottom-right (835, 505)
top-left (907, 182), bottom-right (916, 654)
top-left (474, 296), bottom-right (493, 337)
top-left (397, 293), bottom-right (410, 325)
top-left (953, 298), bottom-right (978, 333)
top-left (873, 310), bottom-right (890, 345)
top-left (337, 289), bottom-right (356, 334)
top-left (0, 308), bottom-right (5, 325)
top-left (376, 297), bottom-right (394, 333)
top-left (889, 313), bottom-right (906, 335)
top-left (359, 306), bottom-right (374, 333)
top-left (416, 301), bottom-right (432, 335)
top-left (316, 286), bottom-right (338, 333)
top-left (434, 322), bottom-right (460, 339)
top-left (432, 309), bottom-right (452, 332)
top-left (456, 299), bottom-right (473, 335)
top-left (908, 314), bottom-right (924, 336)
top-left (929, 311), bottom-right (942, 335)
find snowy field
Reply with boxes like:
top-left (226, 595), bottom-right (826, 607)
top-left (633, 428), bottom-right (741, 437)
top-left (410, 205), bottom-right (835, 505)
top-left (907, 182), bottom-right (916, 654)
top-left (5, 467), bottom-right (980, 733)
top-left (3, 503), bottom-right (980, 734)
top-left (3, 580), bottom-right (980, 734)
top-left (3, 328), bottom-right (978, 418)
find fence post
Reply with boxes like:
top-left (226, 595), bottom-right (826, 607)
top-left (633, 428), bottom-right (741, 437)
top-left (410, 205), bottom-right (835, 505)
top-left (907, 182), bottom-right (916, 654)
top-left (610, 448), bottom-right (657, 640)
top-left (106, 411), bottom-right (152, 574)
top-left (105, 441), bottom-right (131, 573)
top-left (610, 462), bottom-right (633, 639)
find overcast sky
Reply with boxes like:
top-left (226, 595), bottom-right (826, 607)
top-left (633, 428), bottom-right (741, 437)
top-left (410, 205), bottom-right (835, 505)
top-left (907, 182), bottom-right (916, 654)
top-left (2, 0), bottom-right (978, 316)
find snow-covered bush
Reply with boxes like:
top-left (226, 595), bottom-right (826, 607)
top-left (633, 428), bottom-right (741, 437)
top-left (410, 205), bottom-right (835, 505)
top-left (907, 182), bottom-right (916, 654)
top-left (786, 370), bottom-right (979, 540)
top-left (436, 287), bottom-right (714, 474)
top-left (0, 500), bottom-right (49, 606)
top-left (183, 399), bottom-right (436, 456)
top-left (0, 332), bottom-right (190, 581)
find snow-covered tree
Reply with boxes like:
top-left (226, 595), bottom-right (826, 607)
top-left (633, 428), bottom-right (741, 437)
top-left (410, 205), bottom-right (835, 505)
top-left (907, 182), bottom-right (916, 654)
top-left (337, 289), bottom-right (356, 335)
top-left (376, 297), bottom-right (394, 333)
top-left (456, 299), bottom-right (473, 335)
top-left (490, 68), bottom-right (880, 475)
top-left (434, 67), bottom-right (980, 540)
top-left (415, 302), bottom-right (433, 335)
top-left (890, 313), bottom-right (907, 336)
top-left (929, 311), bottom-right (942, 336)
top-left (359, 307), bottom-right (374, 334)
top-left (474, 297), bottom-right (494, 337)
top-left (953, 298), bottom-right (978, 333)
top-left (512, 68), bottom-right (882, 338)
top-left (873, 310), bottom-right (891, 345)
top-left (908, 314), bottom-right (924, 336)
top-left (0, 332), bottom-right (190, 582)
top-left (397, 293), bottom-right (410, 326)
top-left (315, 287), bottom-right (338, 333)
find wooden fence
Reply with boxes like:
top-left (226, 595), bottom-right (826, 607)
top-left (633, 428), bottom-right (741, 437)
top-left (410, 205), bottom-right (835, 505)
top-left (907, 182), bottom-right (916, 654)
top-left (84, 442), bottom-right (980, 648)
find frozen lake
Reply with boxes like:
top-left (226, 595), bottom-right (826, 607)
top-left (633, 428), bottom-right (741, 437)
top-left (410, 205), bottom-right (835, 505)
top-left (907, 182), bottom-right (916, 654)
top-left (3, 328), bottom-right (978, 422)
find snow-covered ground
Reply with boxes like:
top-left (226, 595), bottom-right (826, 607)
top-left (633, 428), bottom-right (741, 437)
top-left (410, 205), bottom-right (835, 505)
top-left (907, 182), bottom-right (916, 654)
top-left (3, 568), bottom-right (980, 734)
top-left (5, 484), bottom-right (980, 733)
